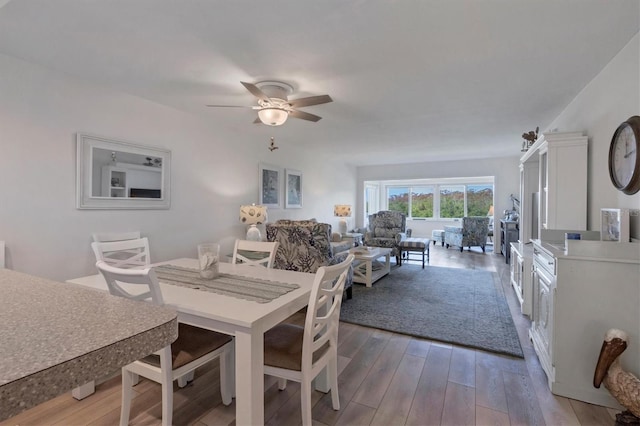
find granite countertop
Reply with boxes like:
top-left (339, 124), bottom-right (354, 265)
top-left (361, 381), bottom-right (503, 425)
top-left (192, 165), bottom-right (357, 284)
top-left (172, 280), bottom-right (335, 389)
top-left (0, 268), bottom-right (178, 421)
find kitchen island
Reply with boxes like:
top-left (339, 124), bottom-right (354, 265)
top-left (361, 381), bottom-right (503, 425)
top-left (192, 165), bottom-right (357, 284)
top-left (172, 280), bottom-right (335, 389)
top-left (0, 268), bottom-right (178, 421)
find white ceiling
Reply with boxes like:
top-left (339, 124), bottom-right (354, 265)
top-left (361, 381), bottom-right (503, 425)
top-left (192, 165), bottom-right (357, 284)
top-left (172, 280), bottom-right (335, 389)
top-left (0, 0), bottom-right (638, 166)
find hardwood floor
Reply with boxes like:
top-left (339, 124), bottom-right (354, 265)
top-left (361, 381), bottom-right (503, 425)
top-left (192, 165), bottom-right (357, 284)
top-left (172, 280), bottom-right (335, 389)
top-left (2, 244), bottom-right (620, 425)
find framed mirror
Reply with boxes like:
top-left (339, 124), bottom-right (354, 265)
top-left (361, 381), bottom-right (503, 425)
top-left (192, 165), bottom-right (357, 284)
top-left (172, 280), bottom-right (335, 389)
top-left (76, 133), bottom-right (171, 209)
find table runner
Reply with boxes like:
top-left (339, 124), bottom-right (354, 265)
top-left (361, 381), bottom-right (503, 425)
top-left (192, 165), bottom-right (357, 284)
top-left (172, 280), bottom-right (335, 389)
top-left (153, 265), bottom-right (299, 303)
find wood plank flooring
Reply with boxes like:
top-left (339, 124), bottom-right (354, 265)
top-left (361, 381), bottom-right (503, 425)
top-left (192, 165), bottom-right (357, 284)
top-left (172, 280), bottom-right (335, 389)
top-left (2, 244), bottom-right (620, 425)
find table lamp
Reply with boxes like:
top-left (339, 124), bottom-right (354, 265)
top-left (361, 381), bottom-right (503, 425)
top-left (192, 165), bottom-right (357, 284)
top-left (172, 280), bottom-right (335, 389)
top-left (334, 204), bottom-right (352, 235)
top-left (239, 204), bottom-right (267, 241)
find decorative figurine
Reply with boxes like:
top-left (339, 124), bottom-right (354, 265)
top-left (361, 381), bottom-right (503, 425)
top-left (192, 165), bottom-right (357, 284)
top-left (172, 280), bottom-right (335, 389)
top-left (594, 328), bottom-right (640, 424)
top-left (521, 126), bottom-right (539, 152)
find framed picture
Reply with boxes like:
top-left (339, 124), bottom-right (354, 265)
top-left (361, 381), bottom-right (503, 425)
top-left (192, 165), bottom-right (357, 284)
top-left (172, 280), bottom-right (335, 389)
top-left (285, 169), bottom-right (303, 208)
top-left (600, 208), bottom-right (630, 242)
top-left (259, 163), bottom-right (282, 208)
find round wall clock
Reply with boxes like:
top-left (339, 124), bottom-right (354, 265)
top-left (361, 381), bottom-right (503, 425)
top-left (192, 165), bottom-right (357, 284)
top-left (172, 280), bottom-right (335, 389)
top-left (609, 115), bottom-right (640, 195)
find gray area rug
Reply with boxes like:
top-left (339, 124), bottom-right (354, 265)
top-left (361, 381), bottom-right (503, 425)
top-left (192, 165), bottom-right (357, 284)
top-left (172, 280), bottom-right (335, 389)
top-left (340, 264), bottom-right (524, 358)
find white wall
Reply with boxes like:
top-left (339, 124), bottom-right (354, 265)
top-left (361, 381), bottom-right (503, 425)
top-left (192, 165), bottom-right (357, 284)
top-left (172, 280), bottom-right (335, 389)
top-left (356, 156), bottom-right (521, 250)
top-left (0, 53), bottom-right (356, 281)
top-left (548, 33), bottom-right (640, 234)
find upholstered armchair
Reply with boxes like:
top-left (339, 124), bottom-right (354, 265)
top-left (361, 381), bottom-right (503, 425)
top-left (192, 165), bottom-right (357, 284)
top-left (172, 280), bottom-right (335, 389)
top-left (363, 210), bottom-right (410, 263)
top-left (444, 216), bottom-right (490, 252)
top-left (265, 220), bottom-right (353, 299)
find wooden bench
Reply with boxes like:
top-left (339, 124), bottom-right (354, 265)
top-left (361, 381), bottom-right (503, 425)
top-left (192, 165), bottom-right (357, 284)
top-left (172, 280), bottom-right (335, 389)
top-left (397, 237), bottom-right (430, 268)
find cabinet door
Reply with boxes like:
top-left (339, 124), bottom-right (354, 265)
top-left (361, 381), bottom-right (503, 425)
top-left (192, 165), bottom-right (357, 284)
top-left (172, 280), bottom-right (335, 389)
top-left (532, 264), bottom-right (554, 360)
top-left (515, 255), bottom-right (524, 301)
top-left (509, 247), bottom-right (517, 286)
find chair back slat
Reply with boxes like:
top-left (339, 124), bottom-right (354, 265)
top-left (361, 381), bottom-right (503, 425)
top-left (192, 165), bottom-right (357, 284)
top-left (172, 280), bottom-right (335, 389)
top-left (96, 260), bottom-right (164, 305)
top-left (302, 254), bottom-right (354, 370)
top-left (91, 238), bottom-right (151, 269)
top-left (92, 231), bottom-right (141, 243)
top-left (231, 239), bottom-right (279, 268)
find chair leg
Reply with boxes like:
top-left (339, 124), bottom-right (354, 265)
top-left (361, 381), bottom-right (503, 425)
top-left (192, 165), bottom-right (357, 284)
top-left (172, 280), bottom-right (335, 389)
top-left (278, 378), bottom-right (287, 390)
top-left (177, 371), bottom-right (193, 388)
top-left (460, 247), bottom-right (464, 252)
top-left (120, 368), bottom-right (134, 426)
top-left (300, 375), bottom-right (313, 426)
top-left (329, 355), bottom-right (340, 410)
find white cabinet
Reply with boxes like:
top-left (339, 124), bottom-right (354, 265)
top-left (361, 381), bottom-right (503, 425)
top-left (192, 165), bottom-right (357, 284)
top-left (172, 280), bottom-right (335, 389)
top-left (100, 163), bottom-right (161, 198)
top-left (529, 239), bottom-right (640, 409)
top-left (530, 243), bottom-right (556, 382)
top-left (101, 166), bottom-right (127, 197)
top-left (519, 160), bottom-right (539, 243)
top-left (510, 242), bottom-right (533, 316)
top-left (520, 131), bottom-right (587, 240)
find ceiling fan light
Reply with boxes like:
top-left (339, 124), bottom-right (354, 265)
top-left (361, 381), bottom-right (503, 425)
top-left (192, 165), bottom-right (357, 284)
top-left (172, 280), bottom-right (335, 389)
top-left (258, 108), bottom-right (288, 126)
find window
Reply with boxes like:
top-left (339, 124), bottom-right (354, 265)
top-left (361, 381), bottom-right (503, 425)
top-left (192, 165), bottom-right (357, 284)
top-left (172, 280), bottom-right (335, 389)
top-left (411, 186), bottom-right (434, 218)
top-left (439, 185), bottom-right (464, 218)
top-left (467, 184), bottom-right (493, 216)
top-left (364, 183), bottom-right (379, 224)
top-left (387, 187), bottom-right (409, 215)
top-left (368, 177), bottom-right (494, 220)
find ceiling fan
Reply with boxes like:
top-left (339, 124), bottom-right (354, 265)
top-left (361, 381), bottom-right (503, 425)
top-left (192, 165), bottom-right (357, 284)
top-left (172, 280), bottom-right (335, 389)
top-left (207, 81), bottom-right (332, 126)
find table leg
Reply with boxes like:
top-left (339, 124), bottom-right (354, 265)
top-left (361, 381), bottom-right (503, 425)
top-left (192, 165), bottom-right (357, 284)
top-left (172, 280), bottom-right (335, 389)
top-left (234, 329), bottom-right (264, 426)
top-left (365, 261), bottom-right (372, 287)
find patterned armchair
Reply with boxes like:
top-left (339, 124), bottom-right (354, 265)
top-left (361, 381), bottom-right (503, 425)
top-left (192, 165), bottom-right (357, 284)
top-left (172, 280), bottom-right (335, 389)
top-left (265, 221), bottom-right (353, 299)
top-left (444, 216), bottom-right (490, 252)
top-left (363, 211), bottom-right (410, 263)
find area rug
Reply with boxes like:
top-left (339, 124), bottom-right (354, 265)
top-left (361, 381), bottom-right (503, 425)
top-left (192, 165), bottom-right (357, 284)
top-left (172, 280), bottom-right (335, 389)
top-left (340, 265), bottom-right (524, 358)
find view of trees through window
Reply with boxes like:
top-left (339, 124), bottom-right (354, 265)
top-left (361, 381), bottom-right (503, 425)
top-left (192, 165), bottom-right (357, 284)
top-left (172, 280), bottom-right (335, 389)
top-left (385, 182), bottom-right (493, 219)
top-left (467, 184), bottom-right (494, 216)
top-left (387, 187), bottom-right (409, 214)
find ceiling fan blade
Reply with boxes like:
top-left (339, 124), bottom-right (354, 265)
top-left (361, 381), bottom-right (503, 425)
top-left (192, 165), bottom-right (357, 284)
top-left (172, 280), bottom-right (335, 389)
top-left (253, 117), bottom-right (262, 124)
top-left (206, 105), bottom-right (255, 108)
top-left (289, 109), bottom-right (322, 122)
top-left (288, 95), bottom-right (333, 108)
top-left (240, 81), bottom-right (271, 103)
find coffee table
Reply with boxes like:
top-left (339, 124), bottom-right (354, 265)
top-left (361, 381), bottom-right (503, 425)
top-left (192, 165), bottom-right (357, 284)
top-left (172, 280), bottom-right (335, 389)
top-left (349, 247), bottom-right (392, 287)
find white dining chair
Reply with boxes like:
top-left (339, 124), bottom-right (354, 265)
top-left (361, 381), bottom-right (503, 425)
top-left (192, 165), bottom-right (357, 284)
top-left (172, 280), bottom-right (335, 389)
top-left (91, 237), bottom-right (151, 269)
top-left (263, 254), bottom-right (354, 426)
top-left (92, 231), bottom-right (141, 242)
top-left (96, 260), bottom-right (234, 426)
top-left (231, 239), bottom-right (279, 268)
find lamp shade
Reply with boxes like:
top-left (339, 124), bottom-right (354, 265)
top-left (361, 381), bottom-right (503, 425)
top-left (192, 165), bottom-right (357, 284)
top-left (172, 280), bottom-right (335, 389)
top-left (257, 108), bottom-right (288, 126)
top-left (334, 204), bottom-right (352, 217)
top-left (487, 205), bottom-right (494, 216)
top-left (239, 204), bottom-right (267, 225)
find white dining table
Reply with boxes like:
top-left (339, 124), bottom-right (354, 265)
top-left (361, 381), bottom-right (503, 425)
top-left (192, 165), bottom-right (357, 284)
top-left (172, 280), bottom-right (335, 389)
top-left (67, 258), bottom-right (322, 426)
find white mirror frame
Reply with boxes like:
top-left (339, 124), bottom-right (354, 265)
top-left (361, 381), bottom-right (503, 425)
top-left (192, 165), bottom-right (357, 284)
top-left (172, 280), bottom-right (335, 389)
top-left (76, 133), bottom-right (171, 209)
